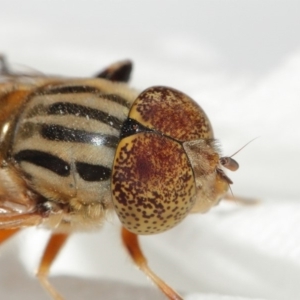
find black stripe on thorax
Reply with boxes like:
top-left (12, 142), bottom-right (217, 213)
top-left (48, 102), bottom-right (123, 130)
top-left (102, 94), bottom-right (131, 108)
top-left (76, 161), bottom-right (111, 181)
top-left (41, 124), bottom-right (119, 148)
top-left (14, 150), bottom-right (112, 181)
top-left (40, 85), bottom-right (131, 108)
top-left (14, 150), bottom-right (71, 177)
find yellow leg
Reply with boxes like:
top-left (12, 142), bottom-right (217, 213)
top-left (122, 227), bottom-right (183, 300)
top-left (0, 228), bottom-right (19, 244)
top-left (37, 233), bottom-right (69, 300)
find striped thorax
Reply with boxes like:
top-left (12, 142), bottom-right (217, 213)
top-left (0, 75), bottom-right (138, 230)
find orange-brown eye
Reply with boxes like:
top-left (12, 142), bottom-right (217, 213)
top-left (111, 86), bottom-right (218, 235)
top-left (112, 86), bottom-right (221, 234)
top-left (129, 86), bottom-right (214, 141)
top-left (111, 132), bottom-right (196, 235)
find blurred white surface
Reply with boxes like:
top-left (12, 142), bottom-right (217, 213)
top-left (1, 1), bottom-right (300, 299)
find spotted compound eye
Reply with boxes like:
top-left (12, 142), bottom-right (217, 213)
top-left (111, 86), bottom-right (213, 235)
top-left (129, 86), bottom-right (213, 141)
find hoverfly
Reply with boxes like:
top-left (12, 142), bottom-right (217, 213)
top-left (0, 55), bottom-right (239, 300)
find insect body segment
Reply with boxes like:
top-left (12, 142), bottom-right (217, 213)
top-left (0, 74), bottom-right (138, 229)
top-left (0, 58), bottom-right (137, 224)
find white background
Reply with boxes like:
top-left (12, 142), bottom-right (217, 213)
top-left (0, 1), bottom-right (300, 300)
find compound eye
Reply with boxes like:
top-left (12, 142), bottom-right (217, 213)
top-left (129, 86), bottom-right (214, 141)
top-left (111, 132), bottom-right (196, 235)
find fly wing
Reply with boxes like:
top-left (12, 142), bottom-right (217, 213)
top-left (0, 213), bottom-right (42, 229)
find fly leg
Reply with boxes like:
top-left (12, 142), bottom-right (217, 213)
top-left (37, 233), bottom-right (69, 300)
top-left (0, 228), bottom-right (20, 243)
top-left (121, 227), bottom-right (184, 300)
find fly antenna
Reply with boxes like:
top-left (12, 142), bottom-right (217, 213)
top-left (229, 137), bottom-right (259, 158)
top-left (220, 137), bottom-right (259, 172)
